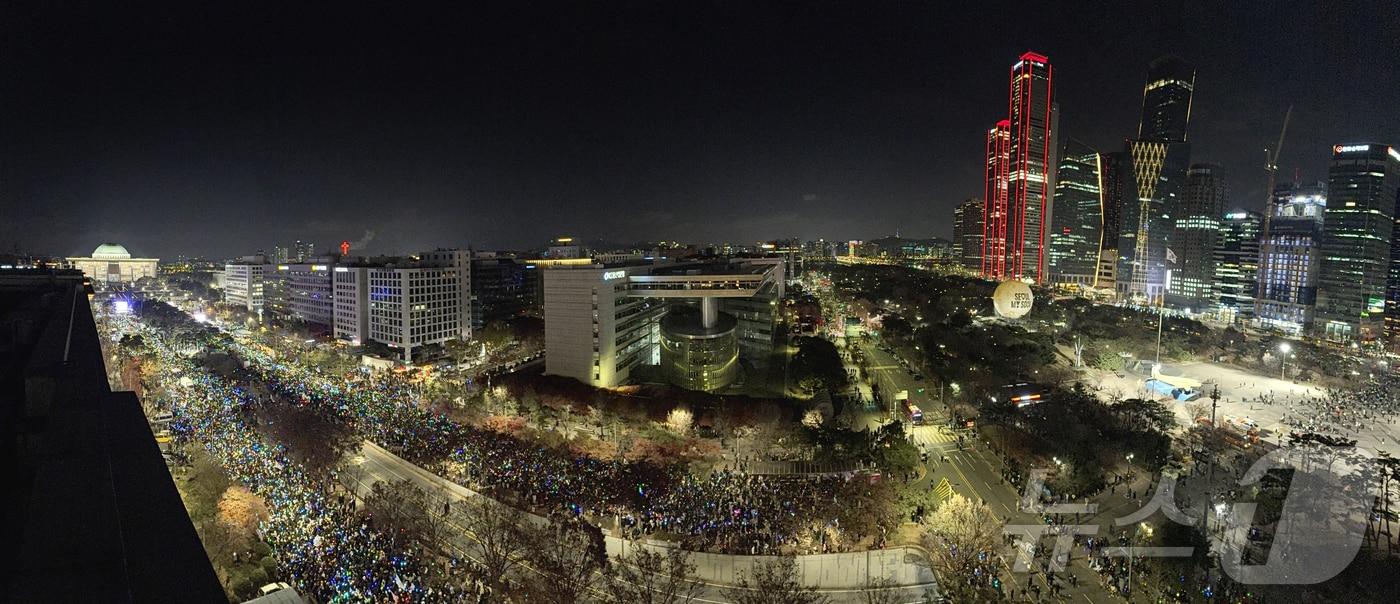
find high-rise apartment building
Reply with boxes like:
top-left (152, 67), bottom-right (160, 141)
top-left (1315, 144), bottom-right (1400, 343)
top-left (1117, 56), bottom-right (1196, 302)
top-left (1005, 52), bottom-right (1056, 282)
top-left (1046, 138), bottom-right (1102, 287)
top-left (1214, 210), bottom-right (1261, 322)
top-left (982, 120), bottom-right (1012, 279)
top-left (1256, 182), bottom-right (1326, 334)
top-left (1170, 164), bottom-right (1225, 311)
top-left (953, 198), bottom-right (984, 272)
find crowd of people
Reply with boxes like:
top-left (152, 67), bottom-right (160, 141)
top-left (108, 311), bottom-right (448, 602)
top-left (115, 298), bottom-right (873, 599)
top-left (1275, 377), bottom-right (1400, 443)
top-left (188, 306), bottom-right (868, 557)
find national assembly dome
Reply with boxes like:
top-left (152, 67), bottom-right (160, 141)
top-left (91, 243), bottom-right (133, 260)
top-left (69, 243), bottom-right (156, 285)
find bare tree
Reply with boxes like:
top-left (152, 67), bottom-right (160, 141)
top-left (523, 517), bottom-right (608, 603)
top-left (362, 479), bottom-right (438, 552)
top-left (261, 401), bottom-right (362, 480)
top-left (723, 557), bottom-right (829, 604)
top-left (458, 496), bottom-right (532, 593)
top-left (604, 545), bottom-right (703, 604)
top-left (917, 494), bottom-right (1002, 602)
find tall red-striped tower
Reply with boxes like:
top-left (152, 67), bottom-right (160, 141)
top-left (1006, 51), bottom-right (1054, 282)
top-left (981, 120), bottom-right (1011, 279)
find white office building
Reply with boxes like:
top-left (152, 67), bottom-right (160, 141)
top-left (333, 266), bottom-right (370, 345)
top-left (543, 258), bottom-right (782, 391)
top-left (327, 249), bottom-right (472, 362)
top-left (224, 258), bottom-right (267, 315)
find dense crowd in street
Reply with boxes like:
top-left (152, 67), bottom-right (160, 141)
top-left (107, 311), bottom-right (447, 602)
top-left (124, 297), bottom-right (866, 583)
top-left (231, 326), bottom-right (859, 555)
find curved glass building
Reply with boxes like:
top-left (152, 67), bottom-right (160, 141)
top-left (660, 306), bottom-right (738, 392)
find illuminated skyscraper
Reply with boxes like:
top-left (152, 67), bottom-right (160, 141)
top-left (1169, 164), bottom-right (1225, 311)
top-left (1095, 151), bottom-right (1128, 290)
top-left (1005, 52), bottom-right (1056, 282)
top-left (1315, 144), bottom-right (1400, 343)
top-left (1117, 57), bottom-right (1195, 302)
top-left (1256, 181), bottom-right (1326, 334)
top-left (1214, 210), bottom-right (1261, 322)
top-left (981, 120), bottom-right (1011, 278)
top-left (1138, 56), bottom-right (1195, 144)
top-left (1046, 138), bottom-right (1102, 287)
top-left (953, 197), bottom-right (984, 271)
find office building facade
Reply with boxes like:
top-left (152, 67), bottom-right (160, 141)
top-left (953, 198), bottom-right (984, 271)
top-left (1046, 138), bottom-right (1102, 287)
top-left (982, 120), bottom-right (1012, 279)
top-left (1315, 144), bottom-right (1400, 343)
top-left (223, 259), bottom-right (266, 315)
top-left (1005, 52), bottom-right (1056, 282)
top-left (270, 261), bottom-right (336, 327)
top-left (1256, 182), bottom-right (1326, 334)
top-left (1170, 164), bottom-right (1226, 311)
top-left (543, 259), bottom-right (781, 391)
top-left (333, 266), bottom-right (370, 345)
top-left (1117, 57), bottom-right (1196, 302)
top-left (1095, 152), bottom-right (1128, 291)
top-left (1214, 210), bottom-right (1261, 322)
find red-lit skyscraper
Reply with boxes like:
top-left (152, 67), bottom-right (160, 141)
top-left (1006, 51), bottom-right (1055, 282)
top-left (982, 120), bottom-right (1011, 279)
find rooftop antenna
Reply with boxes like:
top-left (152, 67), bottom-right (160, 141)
top-left (1261, 105), bottom-right (1292, 235)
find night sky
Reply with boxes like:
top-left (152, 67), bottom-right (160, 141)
top-left (4, 1), bottom-right (1397, 259)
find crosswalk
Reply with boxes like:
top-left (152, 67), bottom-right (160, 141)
top-left (908, 425), bottom-right (962, 448)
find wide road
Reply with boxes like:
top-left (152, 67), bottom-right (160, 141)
top-left (857, 338), bottom-right (1129, 603)
top-left (346, 441), bottom-right (940, 603)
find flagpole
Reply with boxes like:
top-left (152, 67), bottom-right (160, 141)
top-left (1155, 288), bottom-right (1165, 370)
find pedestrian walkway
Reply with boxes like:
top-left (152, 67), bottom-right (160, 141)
top-left (908, 425), bottom-right (960, 448)
top-left (734, 458), bottom-right (866, 476)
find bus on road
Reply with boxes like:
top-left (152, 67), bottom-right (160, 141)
top-left (902, 400), bottom-right (924, 425)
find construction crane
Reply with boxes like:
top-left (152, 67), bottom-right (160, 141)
top-left (1261, 105), bottom-right (1293, 235)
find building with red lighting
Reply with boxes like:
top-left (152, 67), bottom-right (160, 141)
top-left (982, 52), bottom-right (1057, 282)
top-left (981, 120), bottom-right (1011, 279)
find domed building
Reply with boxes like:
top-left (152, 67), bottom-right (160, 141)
top-left (67, 243), bottom-right (159, 285)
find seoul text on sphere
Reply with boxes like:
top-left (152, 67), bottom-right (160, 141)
top-left (992, 280), bottom-right (1034, 319)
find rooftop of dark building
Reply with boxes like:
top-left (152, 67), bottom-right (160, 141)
top-left (0, 269), bottom-right (224, 602)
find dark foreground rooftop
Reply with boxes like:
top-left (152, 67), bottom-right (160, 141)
top-left (0, 271), bottom-right (224, 602)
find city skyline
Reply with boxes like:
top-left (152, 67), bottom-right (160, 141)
top-left (4, 2), bottom-right (1399, 259)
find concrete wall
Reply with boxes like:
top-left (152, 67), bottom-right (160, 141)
top-left (350, 441), bottom-right (939, 592)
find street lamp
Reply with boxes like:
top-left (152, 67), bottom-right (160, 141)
top-left (1278, 342), bottom-right (1292, 380)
